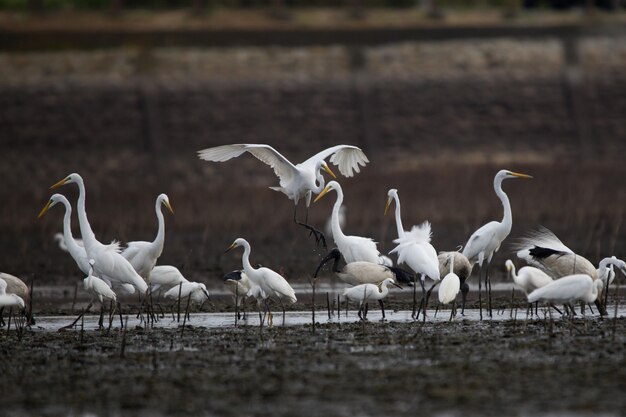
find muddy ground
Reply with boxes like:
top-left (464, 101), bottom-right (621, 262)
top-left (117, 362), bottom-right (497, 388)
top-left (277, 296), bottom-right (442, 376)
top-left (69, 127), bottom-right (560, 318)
top-left (2, 288), bottom-right (625, 417)
top-left (1, 312), bottom-right (625, 417)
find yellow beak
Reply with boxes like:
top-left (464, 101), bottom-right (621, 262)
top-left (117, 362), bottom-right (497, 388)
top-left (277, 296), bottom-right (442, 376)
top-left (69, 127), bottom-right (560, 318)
top-left (37, 200), bottom-right (53, 219)
top-left (509, 171), bottom-right (533, 179)
top-left (163, 200), bottom-right (174, 215)
top-left (384, 197), bottom-right (392, 216)
top-left (50, 177), bottom-right (69, 190)
top-left (313, 185), bottom-right (332, 203)
top-left (321, 164), bottom-right (337, 180)
top-left (225, 242), bottom-right (237, 253)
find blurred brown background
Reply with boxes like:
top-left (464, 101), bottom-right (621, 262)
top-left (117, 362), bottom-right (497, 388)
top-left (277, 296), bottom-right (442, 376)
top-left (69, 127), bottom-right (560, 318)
top-left (1, 1), bottom-right (625, 285)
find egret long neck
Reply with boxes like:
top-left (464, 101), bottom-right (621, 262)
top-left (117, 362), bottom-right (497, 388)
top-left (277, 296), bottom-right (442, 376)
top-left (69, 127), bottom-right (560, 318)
top-left (393, 194), bottom-right (404, 239)
top-left (331, 188), bottom-right (347, 241)
top-left (60, 199), bottom-right (83, 256)
top-left (449, 255), bottom-right (455, 275)
top-left (75, 178), bottom-right (96, 245)
top-left (151, 199), bottom-right (166, 256)
top-left (240, 241), bottom-right (256, 281)
top-left (495, 176), bottom-right (512, 235)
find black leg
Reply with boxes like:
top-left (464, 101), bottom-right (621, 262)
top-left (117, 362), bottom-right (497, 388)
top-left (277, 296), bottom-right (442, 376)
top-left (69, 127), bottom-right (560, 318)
top-left (378, 299), bottom-right (386, 321)
top-left (460, 281), bottom-right (469, 316)
top-left (478, 262), bottom-right (483, 321)
top-left (486, 262), bottom-right (493, 318)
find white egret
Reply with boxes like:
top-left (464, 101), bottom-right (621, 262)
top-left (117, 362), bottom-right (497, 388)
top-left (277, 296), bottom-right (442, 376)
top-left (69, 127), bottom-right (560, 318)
top-left (148, 265), bottom-right (189, 293)
top-left (164, 282), bottom-right (210, 304)
top-left (462, 169), bottom-right (533, 319)
top-left (122, 193), bottom-right (174, 280)
top-left (342, 278), bottom-right (401, 320)
top-left (325, 205), bottom-right (346, 241)
top-left (385, 188), bottom-right (439, 319)
top-left (437, 251), bottom-right (471, 314)
top-left (314, 181), bottom-right (388, 265)
top-left (226, 238), bottom-right (296, 325)
top-left (54, 232), bottom-right (83, 252)
top-left (437, 254), bottom-right (461, 321)
top-left (527, 274), bottom-right (603, 316)
top-left (506, 259), bottom-right (557, 316)
top-left (198, 144), bottom-right (369, 246)
top-left (50, 173), bottom-right (148, 294)
top-left (514, 227), bottom-right (626, 315)
top-left (0, 276), bottom-right (26, 326)
top-left (313, 248), bottom-right (411, 319)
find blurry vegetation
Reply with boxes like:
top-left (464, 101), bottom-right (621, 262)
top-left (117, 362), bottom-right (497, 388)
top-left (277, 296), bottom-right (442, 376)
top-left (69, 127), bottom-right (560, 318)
top-left (0, 0), bottom-right (622, 10)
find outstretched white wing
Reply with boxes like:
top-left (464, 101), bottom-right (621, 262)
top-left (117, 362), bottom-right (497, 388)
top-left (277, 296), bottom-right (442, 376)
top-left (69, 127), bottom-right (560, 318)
top-left (197, 144), bottom-right (299, 184)
top-left (301, 145), bottom-right (369, 178)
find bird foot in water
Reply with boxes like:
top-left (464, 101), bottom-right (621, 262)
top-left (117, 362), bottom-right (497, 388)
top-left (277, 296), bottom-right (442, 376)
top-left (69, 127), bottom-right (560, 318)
top-left (297, 222), bottom-right (327, 249)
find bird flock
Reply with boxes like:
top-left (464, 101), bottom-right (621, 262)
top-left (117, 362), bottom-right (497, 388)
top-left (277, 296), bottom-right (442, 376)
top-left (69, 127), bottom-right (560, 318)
top-left (1, 143), bottom-right (624, 330)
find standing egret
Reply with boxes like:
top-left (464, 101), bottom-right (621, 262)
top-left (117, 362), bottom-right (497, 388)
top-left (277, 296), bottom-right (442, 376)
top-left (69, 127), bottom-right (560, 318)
top-left (49, 173), bottom-right (148, 294)
top-left (527, 274), bottom-right (603, 316)
top-left (505, 259), bottom-right (556, 316)
top-left (0, 275), bottom-right (27, 326)
top-left (462, 169), bottom-right (533, 319)
top-left (84, 259), bottom-right (117, 329)
top-left (437, 251), bottom-right (471, 314)
top-left (148, 265), bottom-right (189, 294)
top-left (198, 144), bottom-right (369, 246)
top-left (122, 193), bottom-right (174, 280)
top-left (225, 238), bottom-right (296, 325)
top-left (438, 254), bottom-right (461, 321)
top-left (314, 181), bottom-right (388, 265)
top-left (164, 282), bottom-right (210, 305)
top-left (313, 248), bottom-right (412, 319)
top-left (385, 188), bottom-right (439, 319)
top-left (342, 278), bottom-right (401, 320)
top-left (515, 227), bottom-right (626, 315)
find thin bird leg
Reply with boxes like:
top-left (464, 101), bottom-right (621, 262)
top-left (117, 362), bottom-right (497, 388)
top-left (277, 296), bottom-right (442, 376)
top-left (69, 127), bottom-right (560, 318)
top-left (478, 262), bottom-right (483, 321)
top-left (460, 281), bottom-right (469, 316)
top-left (580, 302), bottom-right (585, 315)
top-left (357, 304), bottom-right (363, 320)
top-left (0, 307), bottom-right (4, 327)
top-left (118, 303), bottom-right (124, 328)
top-left (98, 303), bottom-right (104, 329)
top-left (411, 275), bottom-right (418, 319)
top-left (378, 299), bottom-right (386, 321)
top-left (434, 303), bottom-right (439, 318)
top-left (423, 282), bottom-right (438, 322)
top-left (62, 302), bottom-right (93, 330)
top-left (415, 275), bottom-right (426, 321)
top-left (535, 301), bottom-right (539, 316)
top-left (364, 303), bottom-right (369, 320)
top-left (549, 303), bottom-right (563, 316)
top-left (486, 261), bottom-right (493, 318)
top-left (587, 303), bottom-right (595, 315)
top-left (280, 298), bottom-right (286, 326)
top-left (449, 301), bottom-right (456, 322)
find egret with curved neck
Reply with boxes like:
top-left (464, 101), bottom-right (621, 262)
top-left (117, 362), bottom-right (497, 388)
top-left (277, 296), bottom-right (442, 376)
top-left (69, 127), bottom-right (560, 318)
top-left (122, 193), bottom-right (174, 279)
top-left (50, 173), bottom-right (148, 294)
top-left (314, 181), bottom-right (384, 265)
top-left (461, 169), bottom-right (532, 319)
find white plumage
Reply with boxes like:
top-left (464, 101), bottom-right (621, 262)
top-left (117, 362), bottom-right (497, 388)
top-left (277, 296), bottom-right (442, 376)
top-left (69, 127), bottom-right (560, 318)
top-left (527, 274), bottom-right (603, 305)
top-left (0, 273), bottom-right (29, 304)
top-left (198, 144), bottom-right (368, 209)
top-left (54, 232), bottom-right (83, 252)
top-left (223, 270), bottom-right (252, 307)
top-left (50, 173), bottom-right (148, 294)
top-left (122, 193), bottom-right (173, 280)
top-left (83, 260), bottom-right (117, 304)
top-left (148, 265), bottom-right (189, 293)
top-left (0, 277), bottom-right (26, 310)
top-left (226, 238), bottom-right (296, 305)
top-left (314, 181), bottom-right (387, 265)
top-left (505, 259), bottom-right (553, 295)
top-left (438, 255), bottom-right (460, 305)
top-left (164, 282), bottom-right (210, 304)
top-left (342, 278), bottom-right (399, 307)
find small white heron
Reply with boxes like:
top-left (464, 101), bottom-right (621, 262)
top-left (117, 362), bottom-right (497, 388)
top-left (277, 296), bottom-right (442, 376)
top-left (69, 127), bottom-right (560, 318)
top-left (342, 278), bottom-right (401, 321)
top-left (527, 274), bottom-right (603, 317)
top-left (437, 254), bottom-right (461, 321)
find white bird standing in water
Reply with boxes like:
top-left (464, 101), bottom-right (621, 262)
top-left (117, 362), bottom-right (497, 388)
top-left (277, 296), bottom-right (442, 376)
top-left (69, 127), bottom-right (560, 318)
top-left (226, 238), bottom-right (296, 325)
top-left (164, 282), bottom-right (210, 305)
top-left (437, 251), bottom-right (472, 314)
top-left (385, 188), bottom-right (439, 319)
top-left (343, 278), bottom-right (401, 321)
top-left (438, 254), bottom-right (461, 321)
top-left (223, 270), bottom-right (252, 318)
top-left (122, 193), bottom-right (174, 281)
top-left (148, 265), bottom-right (189, 294)
top-left (527, 274), bottom-right (603, 316)
top-left (0, 277), bottom-right (26, 326)
top-left (315, 181), bottom-right (389, 265)
top-left (506, 259), bottom-right (556, 316)
top-left (198, 144), bottom-right (369, 246)
top-left (462, 169), bottom-right (532, 319)
top-left (50, 173), bottom-right (148, 294)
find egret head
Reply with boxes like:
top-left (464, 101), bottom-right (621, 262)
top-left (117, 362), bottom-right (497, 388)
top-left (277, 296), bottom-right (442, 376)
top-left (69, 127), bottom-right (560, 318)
top-left (497, 170), bottom-right (533, 181)
top-left (319, 161), bottom-right (337, 180)
top-left (313, 181), bottom-right (341, 203)
top-left (158, 193), bottom-right (174, 215)
top-left (384, 189), bottom-right (398, 215)
top-left (505, 260), bottom-right (514, 272)
top-left (50, 173), bottom-right (83, 190)
top-left (37, 194), bottom-right (67, 219)
top-left (600, 256), bottom-right (626, 276)
top-left (225, 238), bottom-right (247, 253)
top-left (383, 277), bottom-right (402, 290)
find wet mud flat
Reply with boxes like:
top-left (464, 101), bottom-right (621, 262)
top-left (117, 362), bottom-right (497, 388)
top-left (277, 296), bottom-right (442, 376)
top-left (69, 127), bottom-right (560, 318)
top-left (1, 315), bottom-right (625, 417)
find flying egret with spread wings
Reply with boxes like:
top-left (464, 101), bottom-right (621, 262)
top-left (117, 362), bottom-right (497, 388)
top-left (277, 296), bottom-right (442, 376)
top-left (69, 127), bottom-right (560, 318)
top-left (462, 169), bottom-right (532, 319)
top-left (198, 144), bottom-right (369, 246)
